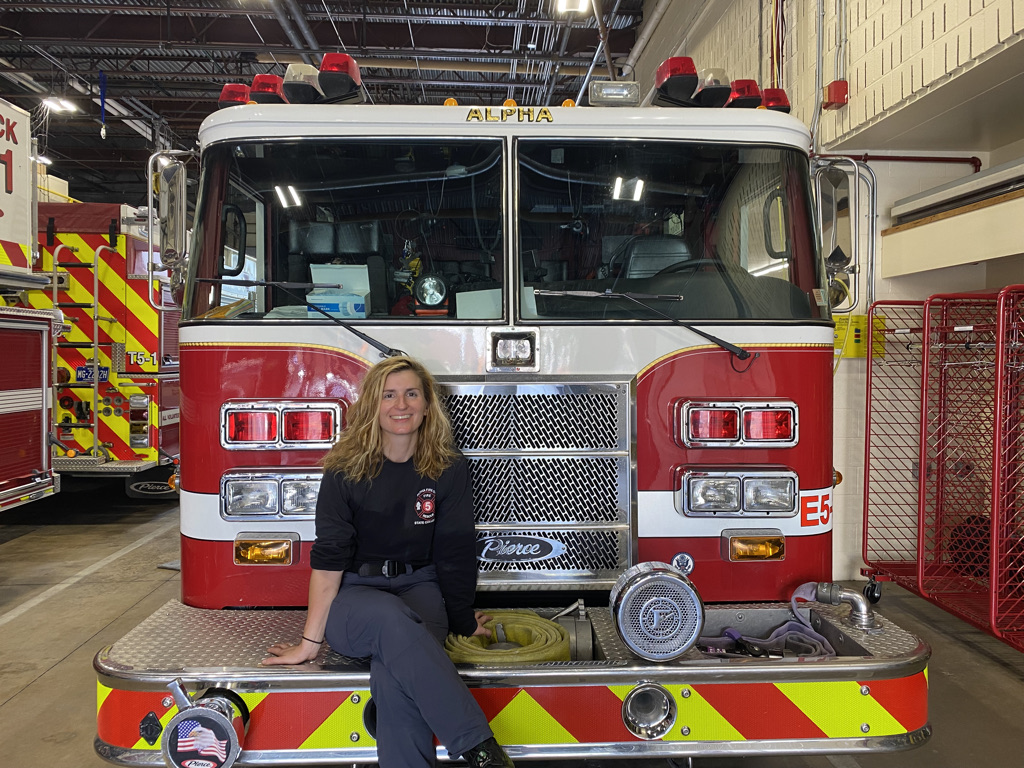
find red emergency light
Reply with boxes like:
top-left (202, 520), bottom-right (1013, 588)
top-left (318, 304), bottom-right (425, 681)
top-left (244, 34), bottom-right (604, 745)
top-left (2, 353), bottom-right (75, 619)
top-left (761, 87), bottom-right (792, 113)
top-left (250, 74), bottom-right (288, 104)
top-left (725, 80), bottom-right (762, 108)
top-left (652, 57), bottom-right (698, 107)
top-left (319, 53), bottom-right (363, 102)
top-left (218, 83), bottom-right (250, 109)
top-left (743, 409), bottom-right (794, 441)
top-left (282, 409), bottom-right (336, 443)
top-left (689, 408), bottom-right (740, 442)
top-left (226, 410), bottom-right (278, 442)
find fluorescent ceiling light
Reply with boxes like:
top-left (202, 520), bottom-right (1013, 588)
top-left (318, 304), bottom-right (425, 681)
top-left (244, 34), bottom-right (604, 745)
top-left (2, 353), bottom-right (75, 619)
top-left (612, 176), bottom-right (644, 202)
top-left (751, 261), bottom-right (789, 277)
top-left (557, 0), bottom-right (589, 11)
top-left (43, 97), bottom-right (77, 112)
top-left (34, 155), bottom-right (53, 166)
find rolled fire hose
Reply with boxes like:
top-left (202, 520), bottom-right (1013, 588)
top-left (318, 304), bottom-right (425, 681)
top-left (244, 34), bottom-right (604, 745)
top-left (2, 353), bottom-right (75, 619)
top-left (445, 609), bottom-right (571, 663)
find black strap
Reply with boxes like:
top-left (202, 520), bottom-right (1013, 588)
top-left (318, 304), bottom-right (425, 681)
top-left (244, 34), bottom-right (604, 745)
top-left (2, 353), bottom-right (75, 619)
top-left (354, 559), bottom-right (428, 578)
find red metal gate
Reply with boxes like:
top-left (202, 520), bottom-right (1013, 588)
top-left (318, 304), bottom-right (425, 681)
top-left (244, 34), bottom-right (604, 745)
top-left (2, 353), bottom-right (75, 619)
top-left (865, 286), bottom-right (1024, 652)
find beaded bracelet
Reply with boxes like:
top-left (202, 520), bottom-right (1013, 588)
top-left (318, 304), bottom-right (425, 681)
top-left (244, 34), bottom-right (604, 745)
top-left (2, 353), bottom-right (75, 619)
top-left (301, 634), bottom-right (325, 645)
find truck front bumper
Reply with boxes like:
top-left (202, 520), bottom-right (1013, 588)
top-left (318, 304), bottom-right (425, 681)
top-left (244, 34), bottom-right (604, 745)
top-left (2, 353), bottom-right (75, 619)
top-left (95, 600), bottom-right (930, 764)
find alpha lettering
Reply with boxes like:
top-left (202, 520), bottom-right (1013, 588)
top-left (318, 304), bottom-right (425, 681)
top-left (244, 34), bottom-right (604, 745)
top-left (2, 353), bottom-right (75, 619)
top-left (466, 107), bottom-right (554, 123)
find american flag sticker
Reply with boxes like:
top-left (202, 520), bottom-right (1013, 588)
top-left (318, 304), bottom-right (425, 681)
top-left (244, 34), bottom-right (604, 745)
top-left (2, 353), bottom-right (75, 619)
top-left (173, 718), bottom-right (228, 765)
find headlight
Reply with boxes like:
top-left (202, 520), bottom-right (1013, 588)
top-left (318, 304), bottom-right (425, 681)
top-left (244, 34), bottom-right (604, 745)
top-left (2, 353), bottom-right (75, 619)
top-left (414, 274), bottom-right (447, 306)
top-left (689, 477), bottom-right (740, 512)
top-left (743, 476), bottom-right (796, 512)
top-left (282, 479), bottom-right (321, 515)
top-left (225, 480), bottom-right (279, 515)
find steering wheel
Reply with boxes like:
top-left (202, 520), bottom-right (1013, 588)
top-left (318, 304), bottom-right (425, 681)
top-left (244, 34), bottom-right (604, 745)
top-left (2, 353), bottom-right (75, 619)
top-left (654, 258), bottom-right (722, 276)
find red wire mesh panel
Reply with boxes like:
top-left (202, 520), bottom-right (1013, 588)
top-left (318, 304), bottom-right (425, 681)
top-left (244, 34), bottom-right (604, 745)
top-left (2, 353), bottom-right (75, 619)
top-left (919, 293), bottom-right (999, 628)
top-left (994, 286), bottom-right (1024, 651)
top-left (863, 301), bottom-right (925, 591)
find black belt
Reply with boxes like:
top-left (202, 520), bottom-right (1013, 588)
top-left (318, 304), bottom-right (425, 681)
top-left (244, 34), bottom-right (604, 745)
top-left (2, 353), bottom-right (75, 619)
top-left (353, 559), bottom-right (429, 578)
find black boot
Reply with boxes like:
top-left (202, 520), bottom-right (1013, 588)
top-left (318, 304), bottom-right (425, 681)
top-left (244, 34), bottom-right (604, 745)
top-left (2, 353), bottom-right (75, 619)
top-left (462, 736), bottom-right (515, 767)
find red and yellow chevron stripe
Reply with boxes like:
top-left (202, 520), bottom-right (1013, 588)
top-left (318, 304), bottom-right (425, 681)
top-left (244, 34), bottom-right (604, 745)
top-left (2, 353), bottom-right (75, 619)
top-left (97, 670), bottom-right (928, 756)
top-left (0, 237), bottom-right (30, 270)
top-left (27, 231), bottom-right (173, 462)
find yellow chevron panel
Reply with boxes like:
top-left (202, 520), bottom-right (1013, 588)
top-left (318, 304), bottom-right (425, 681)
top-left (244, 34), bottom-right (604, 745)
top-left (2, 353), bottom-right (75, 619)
top-left (663, 685), bottom-right (744, 742)
top-left (489, 690), bottom-right (576, 745)
top-left (776, 681), bottom-right (905, 738)
top-left (97, 681), bottom-right (113, 712)
top-left (301, 691), bottom-right (375, 749)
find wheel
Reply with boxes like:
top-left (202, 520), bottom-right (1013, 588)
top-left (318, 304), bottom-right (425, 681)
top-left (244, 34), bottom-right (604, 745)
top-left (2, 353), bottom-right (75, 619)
top-left (863, 580), bottom-right (883, 604)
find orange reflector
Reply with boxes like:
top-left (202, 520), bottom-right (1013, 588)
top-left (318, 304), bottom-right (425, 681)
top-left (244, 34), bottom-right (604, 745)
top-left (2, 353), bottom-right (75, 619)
top-left (726, 535), bottom-right (785, 561)
top-left (503, 98), bottom-right (518, 107)
top-left (444, 97), bottom-right (459, 106)
top-left (561, 98), bottom-right (576, 107)
top-left (234, 538), bottom-right (294, 565)
top-left (168, 474), bottom-right (179, 491)
top-left (65, 448), bottom-right (78, 458)
top-left (834, 469), bottom-right (844, 486)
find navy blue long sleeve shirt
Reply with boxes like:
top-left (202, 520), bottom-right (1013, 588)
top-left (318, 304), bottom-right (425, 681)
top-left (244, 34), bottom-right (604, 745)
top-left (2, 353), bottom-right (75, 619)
top-left (310, 455), bottom-right (479, 636)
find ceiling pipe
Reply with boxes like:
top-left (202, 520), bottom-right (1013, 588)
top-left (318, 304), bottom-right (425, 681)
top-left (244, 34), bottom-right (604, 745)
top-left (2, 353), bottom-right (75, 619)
top-left (281, 0), bottom-right (322, 66)
top-left (621, 0), bottom-right (671, 79)
top-left (255, 53), bottom-right (620, 77)
top-left (590, 0), bottom-right (617, 81)
top-left (269, 0), bottom-right (313, 66)
top-left (816, 153), bottom-right (983, 174)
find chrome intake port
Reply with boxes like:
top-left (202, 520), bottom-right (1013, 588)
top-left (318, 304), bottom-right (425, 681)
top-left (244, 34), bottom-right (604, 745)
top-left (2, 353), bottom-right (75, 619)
top-left (610, 561), bottom-right (704, 661)
top-left (622, 682), bottom-right (676, 740)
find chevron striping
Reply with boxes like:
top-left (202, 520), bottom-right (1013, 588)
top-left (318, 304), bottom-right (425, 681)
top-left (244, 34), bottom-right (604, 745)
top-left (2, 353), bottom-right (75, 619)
top-left (776, 680), bottom-right (905, 737)
top-left (301, 691), bottom-right (375, 749)
top-left (692, 682), bottom-right (826, 740)
top-left (525, 685), bottom-right (634, 743)
top-left (489, 689), bottom-right (576, 745)
top-left (245, 690), bottom-right (353, 750)
top-left (856, 671), bottom-right (928, 731)
top-left (664, 685), bottom-right (744, 741)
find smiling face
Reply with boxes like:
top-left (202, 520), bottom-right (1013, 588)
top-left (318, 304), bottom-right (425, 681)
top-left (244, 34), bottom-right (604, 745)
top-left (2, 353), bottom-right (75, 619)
top-left (378, 369), bottom-right (427, 446)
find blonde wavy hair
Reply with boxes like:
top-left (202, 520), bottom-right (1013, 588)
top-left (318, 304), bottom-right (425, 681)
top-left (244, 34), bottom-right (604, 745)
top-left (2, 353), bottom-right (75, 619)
top-left (322, 356), bottom-right (458, 482)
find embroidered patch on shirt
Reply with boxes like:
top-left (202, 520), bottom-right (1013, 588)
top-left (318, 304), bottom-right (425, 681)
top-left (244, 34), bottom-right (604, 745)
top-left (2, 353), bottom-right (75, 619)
top-left (414, 488), bottom-right (436, 524)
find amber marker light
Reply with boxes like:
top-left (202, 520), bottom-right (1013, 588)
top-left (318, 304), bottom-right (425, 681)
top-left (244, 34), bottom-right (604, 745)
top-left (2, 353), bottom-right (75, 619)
top-left (724, 533), bottom-right (786, 561)
top-left (234, 537), bottom-right (294, 565)
top-left (562, 98), bottom-right (577, 107)
top-left (444, 97), bottom-right (459, 106)
top-left (503, 98), bottom-right (518, 107)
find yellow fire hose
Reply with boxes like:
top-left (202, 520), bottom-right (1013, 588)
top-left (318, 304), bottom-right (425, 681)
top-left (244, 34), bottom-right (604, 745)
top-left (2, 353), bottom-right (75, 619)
top-left (445, 609), bottom-right (571, 664)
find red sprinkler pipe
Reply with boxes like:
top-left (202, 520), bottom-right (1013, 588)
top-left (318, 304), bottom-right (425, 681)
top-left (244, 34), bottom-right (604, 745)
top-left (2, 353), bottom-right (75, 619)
top-left (815, 153), bottom-right (982, 174)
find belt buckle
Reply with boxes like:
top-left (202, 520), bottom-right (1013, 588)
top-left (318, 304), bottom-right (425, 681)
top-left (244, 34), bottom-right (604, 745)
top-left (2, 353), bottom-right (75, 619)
top-left (382, 560), bottom-right (399, 578)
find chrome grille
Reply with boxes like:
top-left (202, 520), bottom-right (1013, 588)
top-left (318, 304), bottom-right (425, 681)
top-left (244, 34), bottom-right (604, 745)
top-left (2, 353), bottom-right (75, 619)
top-left (444, 390), bottom-right (624, 451)
top-left (440, 380), bottom-right (632, 589)
top-left (469, 457), bottom-right (624, 524)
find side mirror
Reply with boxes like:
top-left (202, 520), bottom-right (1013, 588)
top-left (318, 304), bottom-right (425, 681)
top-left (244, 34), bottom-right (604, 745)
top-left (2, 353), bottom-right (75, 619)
top-left (158, 160), bottom-right (189, 305)
top-left (219, 203), bottom-right (247, 277)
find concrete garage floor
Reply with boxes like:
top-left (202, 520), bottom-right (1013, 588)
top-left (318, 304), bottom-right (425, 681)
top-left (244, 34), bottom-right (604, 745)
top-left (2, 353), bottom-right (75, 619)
top-left (1, 480), bottom-right (1022, 768)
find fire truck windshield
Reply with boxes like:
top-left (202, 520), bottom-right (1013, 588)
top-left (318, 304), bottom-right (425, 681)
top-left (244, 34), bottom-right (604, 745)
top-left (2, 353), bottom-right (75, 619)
top-left (183, 137), bottom-right (826, 323)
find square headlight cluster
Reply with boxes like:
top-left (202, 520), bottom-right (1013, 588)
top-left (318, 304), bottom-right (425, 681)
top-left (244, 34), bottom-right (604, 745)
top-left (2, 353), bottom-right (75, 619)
top-left (221, 472), bottom-right (322, 519)
top-left (680, 470), bottom-right (798, 517)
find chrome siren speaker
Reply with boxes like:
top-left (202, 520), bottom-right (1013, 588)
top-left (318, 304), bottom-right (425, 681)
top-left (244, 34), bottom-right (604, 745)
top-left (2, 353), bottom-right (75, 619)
top-left (609, 561), bottom-right (704, 661)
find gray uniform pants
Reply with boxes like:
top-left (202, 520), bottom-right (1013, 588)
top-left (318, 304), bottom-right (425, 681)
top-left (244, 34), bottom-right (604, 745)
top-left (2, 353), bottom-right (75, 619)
top-left (325, 564), bottom-right (493, 768)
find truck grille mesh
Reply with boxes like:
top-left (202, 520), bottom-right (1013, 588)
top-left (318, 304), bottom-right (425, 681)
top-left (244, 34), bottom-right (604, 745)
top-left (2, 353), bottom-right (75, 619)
top-left (441, 382), bottom-right (631, 587)
top-left (445, 392), bottom-right (622, 451)
top-left (469, 457), bottom-right (623, 524)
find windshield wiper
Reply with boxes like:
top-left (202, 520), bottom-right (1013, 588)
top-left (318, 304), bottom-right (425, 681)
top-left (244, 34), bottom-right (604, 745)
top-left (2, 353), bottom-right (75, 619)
top-left (534, 288), bottom-right (750, 360)
top-left (196, 278), bottom-right (405, 358)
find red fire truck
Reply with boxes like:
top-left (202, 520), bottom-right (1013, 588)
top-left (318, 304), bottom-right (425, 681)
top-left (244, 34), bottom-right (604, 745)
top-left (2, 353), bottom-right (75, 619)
top-left (27, 202), bottom-right (181, 498)
top-left (95, 57), bottom-right (929, 767)
top-left (0, 96), bottom-right (60, 512)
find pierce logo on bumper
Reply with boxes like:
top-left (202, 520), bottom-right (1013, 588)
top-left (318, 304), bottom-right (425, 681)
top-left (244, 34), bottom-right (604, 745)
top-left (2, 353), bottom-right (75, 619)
top-left (477, 535), bottom-right (566, 562)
